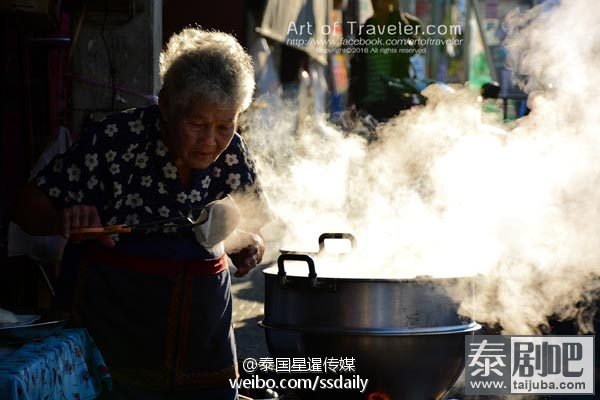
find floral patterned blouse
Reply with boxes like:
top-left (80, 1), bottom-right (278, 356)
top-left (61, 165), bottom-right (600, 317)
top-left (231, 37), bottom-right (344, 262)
top-left (34, 105), bottom-right (270, 243)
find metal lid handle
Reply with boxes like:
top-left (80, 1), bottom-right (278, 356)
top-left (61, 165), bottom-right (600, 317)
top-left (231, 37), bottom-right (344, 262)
top-left (318, 233), bottom-right (356, 254)
top-left (277, 253), bottom-right (317, 287)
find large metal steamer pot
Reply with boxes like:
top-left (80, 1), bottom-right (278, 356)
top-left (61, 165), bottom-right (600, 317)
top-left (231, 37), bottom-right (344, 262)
top-left (260, 233), bottom-right (481, 399)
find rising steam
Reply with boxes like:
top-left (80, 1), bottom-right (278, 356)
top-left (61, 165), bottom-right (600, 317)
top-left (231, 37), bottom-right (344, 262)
top-left (242, 0), bottom-right (600, 334)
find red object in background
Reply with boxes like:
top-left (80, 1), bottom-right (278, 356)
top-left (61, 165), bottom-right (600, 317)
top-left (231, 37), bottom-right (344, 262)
top-left (367, 392), bottom-right (392, 400)
top-left (416, 0), bottom-right (430, 19)
top-left (486, 0), bottom-right (499, 19)
top-left (1, 10), bottom-right (71, 216)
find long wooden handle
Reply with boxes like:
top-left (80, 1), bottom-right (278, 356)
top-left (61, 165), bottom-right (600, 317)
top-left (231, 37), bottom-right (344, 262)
top-left (70, 224), bottom-right (132, 235)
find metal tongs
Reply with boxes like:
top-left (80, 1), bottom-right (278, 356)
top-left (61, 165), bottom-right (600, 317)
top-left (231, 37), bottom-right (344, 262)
top-left (70, 196), bottom-right (233, 236)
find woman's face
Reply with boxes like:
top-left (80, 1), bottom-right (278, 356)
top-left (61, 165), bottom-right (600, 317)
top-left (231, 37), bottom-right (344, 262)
top-left (171, 100), bottom-right (238, 170)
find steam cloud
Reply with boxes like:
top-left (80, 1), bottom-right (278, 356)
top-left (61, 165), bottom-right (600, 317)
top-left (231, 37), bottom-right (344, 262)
top-left (243, 0), bottom-right (600, 334)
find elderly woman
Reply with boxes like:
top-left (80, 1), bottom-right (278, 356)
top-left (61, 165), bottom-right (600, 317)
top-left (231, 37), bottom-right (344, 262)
top-left (12, 28), bottom-right (270, 399)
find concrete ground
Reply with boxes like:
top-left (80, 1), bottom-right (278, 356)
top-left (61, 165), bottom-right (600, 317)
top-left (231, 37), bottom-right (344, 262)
top-left (231, 261), bottom-right (271, 360)
top-left (231, 241), bottom-right (283, 360)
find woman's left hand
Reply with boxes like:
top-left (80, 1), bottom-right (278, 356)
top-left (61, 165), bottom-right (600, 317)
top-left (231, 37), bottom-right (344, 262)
top-left (228, 231), bottom-right (265, 277)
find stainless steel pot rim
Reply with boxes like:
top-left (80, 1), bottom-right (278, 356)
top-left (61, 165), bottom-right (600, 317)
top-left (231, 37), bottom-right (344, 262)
top-left (258, 321), bottom-right (482, 336)
top-left (263, 266), bottom-right (474, 283)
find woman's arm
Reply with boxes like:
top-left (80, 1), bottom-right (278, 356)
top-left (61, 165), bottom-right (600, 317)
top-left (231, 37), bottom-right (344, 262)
top-left (12, 180), bottom-right (114, 247)
top-left (12, 181), bottom-right (62, 236)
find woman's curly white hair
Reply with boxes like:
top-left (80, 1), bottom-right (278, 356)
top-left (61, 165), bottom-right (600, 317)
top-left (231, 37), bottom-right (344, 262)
top-left (160, 27), bottom-right (255, 116)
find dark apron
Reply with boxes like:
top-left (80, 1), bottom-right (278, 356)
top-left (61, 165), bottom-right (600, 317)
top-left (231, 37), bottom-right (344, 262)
top-left (70, 237), bottom-right (238, 399)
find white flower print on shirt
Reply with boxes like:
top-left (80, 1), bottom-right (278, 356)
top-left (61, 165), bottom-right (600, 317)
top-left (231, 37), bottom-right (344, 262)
top-left (36, 176), bottom-right (46, 186)
top-left (158, 206), bottom-right (170, 218)
top-left (122, 152), bottom-right (135, 162)
top-left (201, 176), bottom-right (211, 189)
top-left (189, 189), bottom-right (201, 203)
top-left (67, 164), bottom-right (81, 182)
top-left (113, 182), bottom-right (122, 196)
top-left (122, 144), bottom-right (138, 162)
top-left (144, 206), bottom-right (153, 214)
top-left (49, 187), bottom-right (61, 198)
top-left (115, 199), bottom-right (123, 209)
top-left (176, 192), bottom-right (188, 203)
top-left (87, 175), bottom-right (98, 190)
top-left (84, 153), bottom-right (98, 171)
top-left (135, 152), bottom-right (149, 169)
top-left (67, 190), bottom-right (84, 202)
top-left (212, 167), bottom-right (221, 178)
top-left (163, 162), bottom-right (177, 179)
top-left (157, 182), bottom-right (167, 194)
top-left (156, 140), bottom-right (168, 157)
top-left (226, 173), bottom-right (241, 190)
top-left (141, 175), bottom-right (152, 187)
top-left (125, 193), bottom-right (143, 208)
top-left (125, 213), bottom-right (139, 225)
top-left (129, 119), bottom-right (144, 134)
top-left (127, 144), bottom-right (139, 152)
top-left (105, 150), bottom-right (117, 162)
top-left (53, 158), bottom-right (63, 173)
top-left (224, 154), bottom-right (239, 166)
top-left (109, 163), bottom-right (121, 175)
top-left (106, 216), bottom-right (117, 226)
top-left (105, 124), bottom-right (118, 137)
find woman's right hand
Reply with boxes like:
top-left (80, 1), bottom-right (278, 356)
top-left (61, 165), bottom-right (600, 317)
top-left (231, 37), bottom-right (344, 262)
top-left (57, 205), bottom-right (115, 247)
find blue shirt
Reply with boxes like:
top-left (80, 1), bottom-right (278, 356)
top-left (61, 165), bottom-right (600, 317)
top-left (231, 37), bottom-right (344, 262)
top-left (34, 105), bottom-right (271, 247)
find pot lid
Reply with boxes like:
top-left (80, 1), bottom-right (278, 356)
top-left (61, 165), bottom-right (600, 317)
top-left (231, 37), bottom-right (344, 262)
top-left (263, 258), bottom-right (476, 281)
